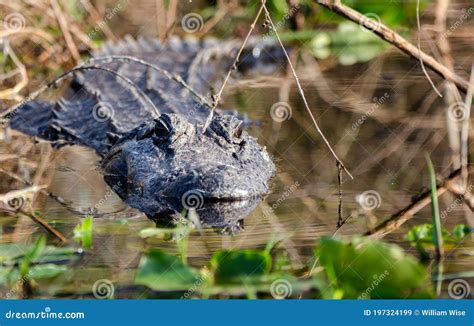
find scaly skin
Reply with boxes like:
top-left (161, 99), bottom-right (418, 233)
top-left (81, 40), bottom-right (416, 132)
top-left (8, 36), bottom-right (285, 227)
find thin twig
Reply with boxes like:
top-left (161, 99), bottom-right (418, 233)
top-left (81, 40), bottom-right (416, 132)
top-left (0, 167), bottom-right (70, 206)
top-left (165, 0), bottom-right (178, 36)
top-left (433, 0), bottom-right (463, 169)
top-left (87, 56), bottom-right (212, 107)
top-left (213, 3), bottom-right (265, 105)
top-left (69, 24), bottom-right (98, 51)
top-left (0, 28), bottom-right (55, 43)
top-left (434, 0), bottom-right (452, 68)
top-left (2, 65), bottom-right (160, 119)
top-left (445, 181), bottom-right (474, 212)
top-left (71, 66), bottom-right (159, 116)
top-left (336, 162), bottom-right (343, 229)
top-left (416, 0), bottom-right (443, 97)
top-left (19, 209), bottom-right (67, 243)
top-left (51, 0), bottom-right (81, 63)
top-left (203, 1), bottom-right (266, 129)
top-left (0, 187), bottom-right (67, 243)
top-left (307, 213), bottom-right (353, 278)
top-left (461, 64), bottom-right (474, 188)
top-left (0, 43), bottom-right (28, 99)
top-left (79, 0), bottom-right (117, 41)
top-left (156, 0), bottom-right (167, 41)
top-left (365, 168), bottom-right (463, 238)
top-left (313, 0), bottom-right (472, 93)
top-left (263, 2), bottom-right (353, 179)
top-left (201, 0), bottom-right (233, 35)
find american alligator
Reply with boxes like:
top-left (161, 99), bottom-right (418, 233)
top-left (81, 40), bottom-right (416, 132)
top-left (5, 36), bottom-right (286, 229)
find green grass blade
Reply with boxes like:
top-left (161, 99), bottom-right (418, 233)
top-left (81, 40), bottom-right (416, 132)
top-left (424, 154), bottom-right (444, 258)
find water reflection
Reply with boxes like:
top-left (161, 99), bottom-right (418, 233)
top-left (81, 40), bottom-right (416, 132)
top-left (152, 197), bottom-right (262, 233)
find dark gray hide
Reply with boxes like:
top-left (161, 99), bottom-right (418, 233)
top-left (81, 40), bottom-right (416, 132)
top-left (7, 36), bottom-right (285, 229)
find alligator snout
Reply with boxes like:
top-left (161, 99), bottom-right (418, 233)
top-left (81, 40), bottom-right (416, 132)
top-left (102, 113), bottom-right (275, 218)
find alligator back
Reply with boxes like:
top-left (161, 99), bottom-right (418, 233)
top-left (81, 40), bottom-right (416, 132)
top-left (8, 36), bottom-right (286, 155)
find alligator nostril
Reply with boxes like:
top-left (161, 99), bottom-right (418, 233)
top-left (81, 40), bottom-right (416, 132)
top-left (154, 120), bottom-right (170, 138)
top-left (234, 125), bottom-right (243, 139)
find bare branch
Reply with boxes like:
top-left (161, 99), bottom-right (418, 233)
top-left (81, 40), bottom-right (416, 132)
top-left (203, 1), bottom-right (266, 130)
top-left (88, 56), bottom-right (212, 108)
top-left (461, 64), bottom-right (473, 187)
top-left (51, 0), bottom-right (81, 63)
top-left (3, 65), bottom-right (160, 119)
top-left (313, 0), bottom-right (472, 93)
top-left (365, 169), bottom-right (464, 238)
top-left (416, 0), bottom-right (443, 97)
top-left (263, 2), bottom-right (353, 179)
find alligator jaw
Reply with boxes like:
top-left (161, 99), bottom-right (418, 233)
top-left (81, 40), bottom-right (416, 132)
top-left (102, 113), bottom-right (275, 225)
top-left (150, 196), bottom-right (263, 231)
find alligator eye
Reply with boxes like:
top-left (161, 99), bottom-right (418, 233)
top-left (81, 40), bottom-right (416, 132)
top-left (233, 124), bottom-right (243, 139)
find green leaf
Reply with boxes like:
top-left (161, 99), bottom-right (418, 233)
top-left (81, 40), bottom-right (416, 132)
top-left (268, 0), bottom-right (290, 18)
top-left (404, 224), bottom-right (454, 244)
top-left (405, 223), bottom-right (471, 256)
top-left (29, 264), bottom-right (68, 279)
top-left (36, 247), bottom-right (82, 264)
top-left (24, 236), bottom-right (46, 262)
top-left (310, 22), bottom-right (386, 64)
top-left (405, 224), bottom-right (433, 243)
top-left (73, 215), bottom-right (93, 249)
top-left (210, 250), bottom-right (272, 284)
top-left (452, 224), bottom-right (471, 240)
top-left (0, 244), bottom-right (25, 264)
top-left (139, 227), bottom-right (173, 239)
top-left (0, 236), bottom-right (77, 288)
top-left (20, 236), bottom-right (46, 276)
top-left (0, 244), bottom-right (80, 265)
top-left (0, 267), bottom-right (10, 285)
top-left (8, 264), bottom-right (67, 280)
top-left (315, 237), bottom-right (433, 299)
top-left (135, 249), bottom-right (201, 291)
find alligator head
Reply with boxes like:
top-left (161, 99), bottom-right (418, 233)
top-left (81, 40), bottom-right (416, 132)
top-left (101, 113), bottom-right (275, 222)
